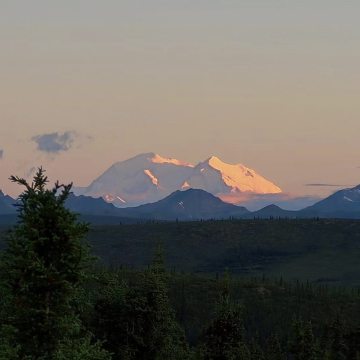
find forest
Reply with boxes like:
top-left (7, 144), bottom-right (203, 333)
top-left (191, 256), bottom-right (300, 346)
top-left (0, 170), bottom-right (359, 359)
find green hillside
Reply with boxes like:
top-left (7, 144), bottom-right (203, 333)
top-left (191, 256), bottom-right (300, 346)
top-left (78, 219), bottom-right (360, 286)
top-left (2, 218), bottom-right (360, 286)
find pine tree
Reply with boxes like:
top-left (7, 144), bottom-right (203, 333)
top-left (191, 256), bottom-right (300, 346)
top-left (265, 333), bottom-right (285, 360)
top-left (0, 168), bottom-right (110, 359)
top-left (346, 326), bottom-right (360, 360)
top-left (248, 336), bottom-right (264, 360)
top-left (290, 319), bottom-right (319, 360)
top-left (92, 245), bottom-right (189, 360)
top-left (201, 271), bottom-right (250, 360)
top-left (141, 245), bottom-right (190, 360)
top-left (325, 318), bottom-right (348, 360)
top-left (92, 271), bottom-right (137, 359)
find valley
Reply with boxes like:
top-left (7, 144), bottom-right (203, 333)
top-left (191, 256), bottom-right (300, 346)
top-left (1, 218), bottom-right (360, 286)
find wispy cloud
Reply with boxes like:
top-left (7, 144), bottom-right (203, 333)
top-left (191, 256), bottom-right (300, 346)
top-left (305, 183), bottom-right (352, 187)
top-left (0, 149), bottom-right (3, 159)
top-left (32, 131), bottom-right (77, 154)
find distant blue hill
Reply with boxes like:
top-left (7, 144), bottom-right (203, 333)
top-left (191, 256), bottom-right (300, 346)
top-left (244, 204), bottom-right (298, 219)
top-left (117, 188), bottom-right (249, 220)
top-left (0, 191), bottom-right (17, 215)
top-left (299, 185), bottom-right (360, 219)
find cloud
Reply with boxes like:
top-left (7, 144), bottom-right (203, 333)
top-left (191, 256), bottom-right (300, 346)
top-left (0, 149), bottom-right (3, 159)
top-left (305, 183), bottom-right (353, 187)
top-left (231, 192), bottom-right (321, 211)
top-left (32, 131), bottom-right (77, 154)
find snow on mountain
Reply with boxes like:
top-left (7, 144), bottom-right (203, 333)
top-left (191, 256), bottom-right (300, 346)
top-left (77, 153), bottom-right (282, 207)
top-left (151, 154), bottom-right (194, 167)
top-left (185, 156), bottom-right (281, 204)
top-left (78, 153), bottom-right (194, 206)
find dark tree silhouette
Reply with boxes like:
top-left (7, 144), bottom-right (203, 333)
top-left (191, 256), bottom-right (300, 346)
top-left (0, 168), bottom-right (109, 359)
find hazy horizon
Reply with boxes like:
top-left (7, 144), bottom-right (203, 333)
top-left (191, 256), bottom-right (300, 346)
top-left (1, 1), bottom-right (359, 197)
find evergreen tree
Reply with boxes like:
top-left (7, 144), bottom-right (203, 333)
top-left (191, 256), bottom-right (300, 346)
top-left (265, 333), bottom-right (285, 360)
top-left (0, 168), bottom-right (110, 359)
top-left (201, 272), bottom-right (250, 360)
top-left (248, 336), bottom-right (264, 360)
top-left (93, 246), bottom-right (189, 360)
top-left (290, 319), bottom-right (319, 360)
top-left (93, 272), bottom-right (139, 359)
top-left (141, 245), bottom-right (190, 360)
top-left (324, 318), bottom-right (348, 360)
top-left (346, 326), bottom-right (360, 360)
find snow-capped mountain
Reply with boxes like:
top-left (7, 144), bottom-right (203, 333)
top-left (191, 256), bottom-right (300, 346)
top-left (76, 153), bottom-right (282, 207)
top-left (75, 153), bottom-right (194, 206)
top-left (183, 156), bottom-right (281, 204)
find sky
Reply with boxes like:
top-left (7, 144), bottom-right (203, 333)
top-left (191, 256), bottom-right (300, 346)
top-left (0, 1), bottom-right (359, 198)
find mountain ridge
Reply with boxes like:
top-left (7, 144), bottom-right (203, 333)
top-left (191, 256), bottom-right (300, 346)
top-left (2, 183), bottom-right (360, 223)
top-left (0, 190), bottom-right (17, 215)
top-left (118, 188), bottom-right (249, 220)
top-left (75, 153), bottom-right (282, 207)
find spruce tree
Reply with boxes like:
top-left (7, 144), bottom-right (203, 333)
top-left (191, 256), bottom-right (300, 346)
top-left (346, 326), bottom-right (360, 359)
top-left (0, 168), bottom-right (110, 359)
top-left (290, 319), bottom-right (319, 360)
top-left (201, 272), bottom-right (250, 360)
top-left (265, 333), bottom-right (285, 360)
top-left (92, 246), bottom-right (189, 360)
top-left (141, 245), bottom-right (190, 360)
top-left (325, 318), bottom-right (348, 360)
top-left (248, 336), bottom-right (264, 360)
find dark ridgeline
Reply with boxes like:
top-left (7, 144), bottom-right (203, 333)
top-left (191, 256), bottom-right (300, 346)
top-left (1, 184), bottom-right (360, 224)
top-left (299, 184), bottom-right (360, 218)
top-left (118, 188), bottom-right (249, 220)
top-left (0, 169), bottom-right (110, 359)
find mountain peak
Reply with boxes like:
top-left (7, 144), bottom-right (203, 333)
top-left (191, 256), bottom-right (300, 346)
top-left (199, 156), bottom-right (282, 196)
top-left (206, 155), bottom-right (226, 167)
top-left (131, 152), bottom-right (156, 160)
top-left (79, 153), bottom-right (282, 207)
top-left (204, 156), bottom-right (251, 172)
top-left (205, 156), bottom-right (244, 167)
top-left (206, 155), bottom-right (222, 162)
top-left (151, 153), bottom-right (194, 167)
top-left (130, 188), bottom-right (249, 220)
top-left (111, 153), bottom-right (155, 167)
top-left (118, 153), bottom-right (194, 167)
top-left (262, 204), bottom-right (282, 210)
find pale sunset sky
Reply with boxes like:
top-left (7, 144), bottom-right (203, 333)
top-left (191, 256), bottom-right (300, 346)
top-left (0, 1), bottom-right (359, 197)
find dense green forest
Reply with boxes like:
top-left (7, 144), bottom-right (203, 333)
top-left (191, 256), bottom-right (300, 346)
top-left (0, 170), bottom-right (359, 359)
top-left (3, 218), bottom-right (360, 286)
top-left (88, 218), bottom-right (360, 287)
